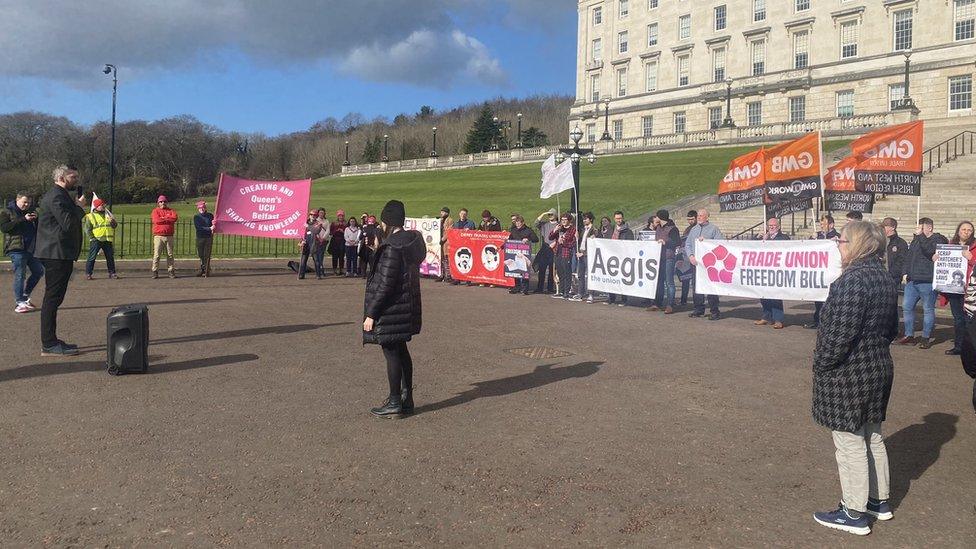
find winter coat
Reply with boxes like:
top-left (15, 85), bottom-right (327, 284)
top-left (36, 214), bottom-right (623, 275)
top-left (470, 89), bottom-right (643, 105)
top-left (151, 207), bottom-right (178, 236)
top-left (905, 232), bottom-right (948, 283)
top-left (34, 185), bottom-right (84, 261)
top-left (885, 232), bottom-right (908, 281)
top-left (813, 257), bottom-right (899, 432)
top-left (480, 217), bottom-right (502, 232)
top-left (328, 220), bottom-right (347, 254)
top-left (508, 225), bottom-right (538, 245)
top-left (0, 201), bottom-right (37, 255)
top-left (611, 222), bottom-right (634, 241)
top-left (363, 229), bottom-right (426, 345)
top-left (655, 221), bottom-right (681, 258)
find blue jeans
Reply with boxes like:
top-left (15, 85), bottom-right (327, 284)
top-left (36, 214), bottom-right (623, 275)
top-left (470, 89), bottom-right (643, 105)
top-left (345, 245), bottom-right (358, 275)
top-left (85, 240), bottom-right (116, 275)
top-left (903, 281), bottom-right (937, 338)
top-left (9, 251), bottom-right (44, 303)
top-left (760, 299), bottom-right (785, 323)
top-left (662, 257), bottom-right (676, 308)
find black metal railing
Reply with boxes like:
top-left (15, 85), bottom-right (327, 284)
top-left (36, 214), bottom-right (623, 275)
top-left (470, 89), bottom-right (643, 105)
top-left (731, 209), bottom-right (811, 240)
top-left (114, 216), bottom-right (294, 259)
top-left (925, 130), bottom-right (975, 173)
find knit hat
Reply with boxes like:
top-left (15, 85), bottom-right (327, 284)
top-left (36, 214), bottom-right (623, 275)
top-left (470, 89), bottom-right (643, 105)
top-left (93, 198), bottom-right (105, 209)
top-left (336, 209), bottom-right (345, 217)
top-left (157, 195), bottom-right (168, 203)
top-left (686, 210), bottom-right (698, 218)
top-left (656, 209), bottom-right (670, 222)
top-left (441, 206), bottom-right (450, 215)
top-left (381, 200), bottom-right (406, 227)
top-left (196, 200), bottom-right (207, 208)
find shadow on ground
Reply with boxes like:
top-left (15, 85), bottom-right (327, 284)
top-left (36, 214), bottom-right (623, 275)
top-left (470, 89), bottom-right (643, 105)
top-left (885, 412), bottom-right (959, 509)
top-left (61, 297), bottom-right (237, 311)
top-left (0, 353), bottom-right (260, 383)
top-left (412, 361), bottom-right (604, 416)
top-left (76, 322), bottom-right (355, 353)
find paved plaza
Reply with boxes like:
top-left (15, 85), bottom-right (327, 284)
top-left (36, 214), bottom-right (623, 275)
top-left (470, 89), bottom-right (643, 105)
top-left (0, 263), bottom-right (973, 546)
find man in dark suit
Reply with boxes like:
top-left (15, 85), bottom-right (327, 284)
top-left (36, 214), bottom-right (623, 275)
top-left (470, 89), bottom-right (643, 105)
top-left (34, 165), bottom-right (86, 356)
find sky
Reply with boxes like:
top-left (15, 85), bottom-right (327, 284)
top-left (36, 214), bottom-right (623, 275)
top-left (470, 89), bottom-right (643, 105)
top-left (0, 0), bottom-right (577, 136)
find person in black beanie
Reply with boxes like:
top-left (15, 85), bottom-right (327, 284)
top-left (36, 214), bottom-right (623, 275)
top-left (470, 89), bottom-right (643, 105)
top-left (363, 199), bottom-right (426, 417)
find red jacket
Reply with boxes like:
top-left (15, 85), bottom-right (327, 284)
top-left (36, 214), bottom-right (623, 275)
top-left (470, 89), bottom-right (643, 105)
top-left (151, 207), bottom-right (179, 236)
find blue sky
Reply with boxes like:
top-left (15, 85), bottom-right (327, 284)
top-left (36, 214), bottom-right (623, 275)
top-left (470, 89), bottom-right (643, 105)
top-left (0, 1), bottom-right (576, 135)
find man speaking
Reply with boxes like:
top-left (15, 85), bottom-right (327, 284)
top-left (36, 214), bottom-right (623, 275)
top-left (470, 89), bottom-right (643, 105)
top-left (34, 165), bottom-right (86, 356)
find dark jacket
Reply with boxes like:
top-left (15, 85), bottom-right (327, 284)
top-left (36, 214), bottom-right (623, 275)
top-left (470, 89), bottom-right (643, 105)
top-left (813, 257), bottom-right (899, 432)
top-left (363, 229), bottom-right (426, 345)
top-left (962, 317), bottom-right (976, 412)
top-left (194, 212), bottom-right (214, 239)
top-left (885, 232), bottom-right (908, 281)
top-left (479, 217), bottom-right (502, 232)
top-left (655, 221), bottom-right (681, 258)
top-left (905, 232), bottom-right (948, 283)
top-left (508, 225), bottom-right (538, 244)
top-left (611, 222), bottom-right (634, 241)
top-left (760, 231), bottom-right (791, 241)
top-left (34, 186), bottom-right (84, 261)
top-left (0, 201), bottom-right (37, 255)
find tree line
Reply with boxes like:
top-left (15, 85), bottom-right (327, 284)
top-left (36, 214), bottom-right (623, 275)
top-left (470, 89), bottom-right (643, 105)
top-left (0, 95), bottom-right (572, 204)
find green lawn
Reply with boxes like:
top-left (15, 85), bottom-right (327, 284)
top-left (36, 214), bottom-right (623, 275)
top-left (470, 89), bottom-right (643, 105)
top-left (104, 141), bottom-right (848, 258)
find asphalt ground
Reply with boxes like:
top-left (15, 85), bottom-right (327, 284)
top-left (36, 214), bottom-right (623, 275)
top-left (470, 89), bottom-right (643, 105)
top-left (0, 262), bottom-right (973, 546)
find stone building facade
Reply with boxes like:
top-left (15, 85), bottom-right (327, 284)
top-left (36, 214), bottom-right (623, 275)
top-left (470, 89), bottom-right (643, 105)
top-left (571, 0), bottom-right (975, 141)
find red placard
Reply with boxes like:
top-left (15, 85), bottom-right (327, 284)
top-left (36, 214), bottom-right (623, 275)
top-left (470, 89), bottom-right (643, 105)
top-left (446, 229), bottom-right (515, 287)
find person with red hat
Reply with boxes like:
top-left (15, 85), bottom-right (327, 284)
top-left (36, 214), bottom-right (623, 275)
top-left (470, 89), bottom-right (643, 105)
top-left (150, 195), bottom-right (178, 279)
top-left (83, 198), bottom-right (118, 279)
top-left (193, 200), bottom-right (214, 277)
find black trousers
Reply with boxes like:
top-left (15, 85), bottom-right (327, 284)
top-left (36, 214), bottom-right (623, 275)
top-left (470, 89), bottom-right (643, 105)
top-left (535, 249), bottom-right (554, 293)
top-left (40, 259), bottom-right (73, 348)
top-left (680, 278), bottom-right (691, 303)
top-left (331, 248), bottom-right (345, 271)
top-left (382, 341), bottom-right (413, 398)
top-left (693, 293), bottom-right (720, 314)
top-left (555, 256), bottom-right (573, 297)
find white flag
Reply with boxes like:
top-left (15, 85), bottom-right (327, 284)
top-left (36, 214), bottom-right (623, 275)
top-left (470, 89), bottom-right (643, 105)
top-left (541, 153), bottom-right (556, 180)
top-left (540, 157), bottom-right (574, 199)
top-left (90, 191), bottom-right (114, 218)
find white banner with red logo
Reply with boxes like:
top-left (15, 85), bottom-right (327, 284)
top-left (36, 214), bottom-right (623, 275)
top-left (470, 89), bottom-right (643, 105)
top-left (693, 240), bottom-right (841, 301)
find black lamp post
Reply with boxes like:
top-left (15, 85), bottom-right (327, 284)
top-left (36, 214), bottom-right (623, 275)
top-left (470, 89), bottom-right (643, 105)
top-left (600, 98), bottom-right (612, 141)
top-left (102, 64), bottom-right (117, 207)
top-left (516, 112), bottom-right (523, 148)
top-left (897, 50), bottom-right (918, 111)
top-left (721, 77), bottom-right (736, 128)
top-left (382, 134), bottom-right (389, 161)
top-left (430, 127), bottom-right (438, 158)
top-left (343, 141), bottom-right (350, 166)
top-left (557, 124), bottom-right (597, 227)
top-left (491, 116), bottom-right (500, 150)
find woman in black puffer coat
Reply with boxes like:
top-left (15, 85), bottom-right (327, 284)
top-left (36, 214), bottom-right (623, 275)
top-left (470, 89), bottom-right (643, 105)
top-left (811, 221), bottom-right (898, 536)
top-left (363, 200), bottom-right (426, 417)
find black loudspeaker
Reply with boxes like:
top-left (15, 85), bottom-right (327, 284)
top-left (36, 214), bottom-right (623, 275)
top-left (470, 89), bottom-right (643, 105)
top-left (107, 304), bottom-right (149, 375)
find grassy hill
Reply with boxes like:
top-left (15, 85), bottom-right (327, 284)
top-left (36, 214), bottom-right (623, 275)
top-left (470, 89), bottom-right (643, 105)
top-left (113, 140), bottom-right (850, 223)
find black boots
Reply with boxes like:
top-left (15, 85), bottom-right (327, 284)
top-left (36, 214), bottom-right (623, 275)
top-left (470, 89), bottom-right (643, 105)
top-left (370, 389), bottom-right (414, 417)
top-left (401, 386), bottom-right (414, 413)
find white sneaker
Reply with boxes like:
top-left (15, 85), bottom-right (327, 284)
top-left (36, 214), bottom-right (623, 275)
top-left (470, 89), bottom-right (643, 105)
top-left (551, 294), bottom-right (564, 299)
top-left (569, 295), bottom-right (583, 302)
top-left (15, 302), bottom-right (31, 313)
top-left (23, 298), bottom-right (36, 309)
top-left (586, 296), bottom-right (594, 303)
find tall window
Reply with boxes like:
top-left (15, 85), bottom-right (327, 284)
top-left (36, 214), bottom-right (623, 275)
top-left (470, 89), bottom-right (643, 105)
top-left (593, 6), bottom-right (602, 25)
top-left (714, 5), bottom-right (727, 31)
top-left (647, 22), bottom-right (659, 46)
top-left (893, 10), bottom-right (913, 51)
top-left (642, 116), bottom-right (654, 137)
top-left (751, 39), bottom-right (766, 76)
top-left (949, 75), bottom-right (973, 111)
top-left (754, 0), bottom-right (766, 23)
top-left (590, 74), bottom-right (601, 102)
top-left (677, 54), bottom-right (690, 86)
top-left (618, 31), bottom-right (629, 54)
top-left (645, 60), bottom-right (658, 91)
top-left (956, 0), bottom-right (975, 41)
top-left (747, 101), bottom-right (763, 126)
top-left (789, 96), bottom-right (806, 122)
top-left (679, 14), bottom-right (692, 40)
top-left (889, 83), bottom-right (905, 110)
top-left (586, 123), bottom-right (597, 142)
top-left (648, 0), bottom-right (658, 8)
top-left (709, 107), bottom-right (723, 129)
top-left (795, 0), bottom-right (810, 12)
top-left (619, 0), bottom-right (629, 18)
top-left (613, 119), bottom-right (624, 140)
top-left (712, 47), bottom-right (726, 82)
top-left (674, 112), bottom-right (687, 134)
top-left (793, 31), bottom-right (809, 69)
top-left (840, 20), bottom-right (859, 59)
top-left (617, 67), bottom-right (628, 97)
top-left (592, 38), bottom-right (603, 61)
top-left (836, 90), bottom-right (855, 118)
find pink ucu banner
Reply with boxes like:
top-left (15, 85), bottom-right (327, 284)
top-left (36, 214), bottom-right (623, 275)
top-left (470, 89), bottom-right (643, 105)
top-left (213, 174), bottom-right (312, 239)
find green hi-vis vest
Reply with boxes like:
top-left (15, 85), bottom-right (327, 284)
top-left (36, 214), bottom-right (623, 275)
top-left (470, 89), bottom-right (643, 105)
top-left (85, 212), bottom-right (115, 241)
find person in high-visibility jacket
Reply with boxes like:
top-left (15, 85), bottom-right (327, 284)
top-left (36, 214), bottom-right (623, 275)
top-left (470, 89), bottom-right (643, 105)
top-left (83, 198), bottom-right (118, 279)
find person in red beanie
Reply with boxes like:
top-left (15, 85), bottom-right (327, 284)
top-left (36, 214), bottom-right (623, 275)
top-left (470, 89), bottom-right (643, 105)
top-left (150, 195), bottom-right (178, 279)
top-left (83, 198), bottom-right (118, 279)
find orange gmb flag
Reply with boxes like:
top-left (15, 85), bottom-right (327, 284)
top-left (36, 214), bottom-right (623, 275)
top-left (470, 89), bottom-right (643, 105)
top-left (763, 131), bottom-right (823, 203)
top-left (850, 120), bottom-right (924, 196)
top-left (718, 147), bottom-right (765, 212)
top-left (823, 156), bottom-right (874, 213)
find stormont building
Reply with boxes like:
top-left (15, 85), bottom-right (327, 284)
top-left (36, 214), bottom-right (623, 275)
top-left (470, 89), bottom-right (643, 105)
top-left (570, 0), bottom-right (975, 141)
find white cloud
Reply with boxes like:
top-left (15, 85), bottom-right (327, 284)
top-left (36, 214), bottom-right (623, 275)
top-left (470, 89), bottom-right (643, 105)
top-left (0, 0), bottom-right (510, 88)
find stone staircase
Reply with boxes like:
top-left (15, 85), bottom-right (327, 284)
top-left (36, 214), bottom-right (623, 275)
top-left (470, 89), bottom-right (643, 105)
top-left (683, 117), bottom-right (976, 238)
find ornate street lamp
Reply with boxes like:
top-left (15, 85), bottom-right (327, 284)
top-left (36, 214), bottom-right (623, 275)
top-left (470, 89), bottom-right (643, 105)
top-left (516, 112), bottom-right (523, 148)
top-left (721, 77), bottom-right (736, 128)
top-left (102, 64), bottom-right (118, 207)
top-left (600, 98), bottom-right (612, 141)
top-left (382, 134), bottom-right (389, 161)
top-left (343, 141), bottom-right (350, 166)
top-left (430, 127), bottom-right (438, 158)
top-left (897, 50), bottom-right (918, 112)
top-left (558, 124), bottom-right (597, 226)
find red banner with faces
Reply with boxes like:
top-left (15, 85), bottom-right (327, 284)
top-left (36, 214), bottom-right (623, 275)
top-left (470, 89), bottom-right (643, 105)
top-left (446, 229), bottom-right (515, 287)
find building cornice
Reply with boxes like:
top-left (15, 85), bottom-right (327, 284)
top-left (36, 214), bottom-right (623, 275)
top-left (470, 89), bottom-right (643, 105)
top-left (671, 43), bottom-right (694, 54)
top-left (705, 35), bottom-right (731, 46)
top-left (610, 57), bottom-right (631, 66)
top-left (784, 17), bottom-right (815, 30)
top-left (640, 50), bottom-right (662, 60)
top-left (831, 6), bottom-right (866, 20)
top-left (742, 26), bottom-right (771, 39)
